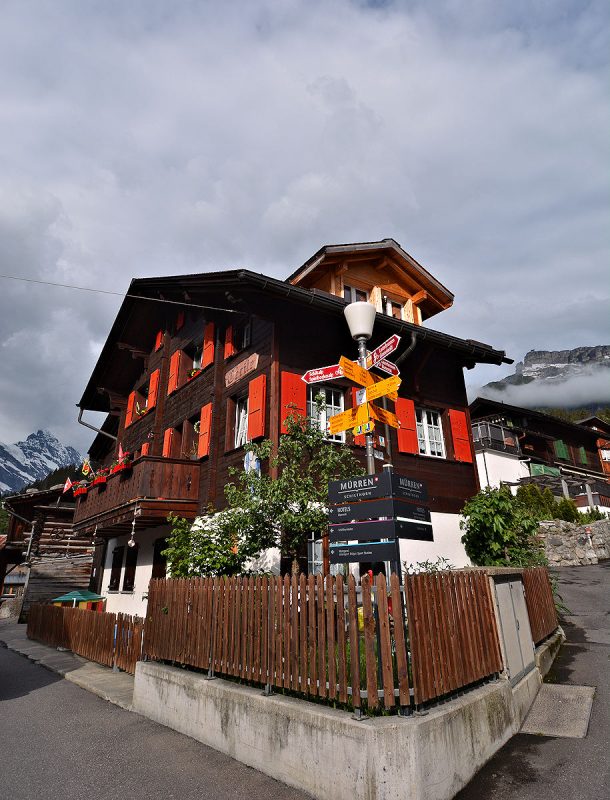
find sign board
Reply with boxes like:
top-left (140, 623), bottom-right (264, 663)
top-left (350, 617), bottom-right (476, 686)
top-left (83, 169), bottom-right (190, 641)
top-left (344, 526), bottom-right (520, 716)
top-left (328, 403), bottom-right (369, 435)
top-left (329, 518), bottom-right (433, 543)
top-left (329, 541), bottom-right (399, 564)
top-left (339, 356), bottom-right (374, 388)
top-left (368, 403), bottom-right (400, 429)
top-left (364, 375), bottom-right (401, 403)
top-left (353, 421), bottom-right (374, 435)
top-left (373, 449), bottom-right (385, 461)
top-left (302, 364), bottom-right (343, 384)
top-left (225, 353), bottom-right (260, 388)
top-left (329, 497), bottom-right (431, 524)
top-left (374, 358), bottom-right (400, 376)
top-left (366, 334), bottom-right (401, 369)
top-left (328, 470), bottom-right (428, 505)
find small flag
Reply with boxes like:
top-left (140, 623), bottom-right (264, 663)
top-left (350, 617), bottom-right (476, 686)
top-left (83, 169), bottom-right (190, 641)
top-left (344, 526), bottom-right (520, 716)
top-left (81, 458), bottom-right (91, 476)
top-left (63, 477), bottom-right (73, 494)
top-left (118, 442), bottom-right (125, 460)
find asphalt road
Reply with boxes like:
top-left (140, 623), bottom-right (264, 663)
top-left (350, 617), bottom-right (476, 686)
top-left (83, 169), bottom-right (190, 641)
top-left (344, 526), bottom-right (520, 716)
top-left (456, 562), bottom-right (610, 800)
top-left (0, 646), bottom-right (310, 800)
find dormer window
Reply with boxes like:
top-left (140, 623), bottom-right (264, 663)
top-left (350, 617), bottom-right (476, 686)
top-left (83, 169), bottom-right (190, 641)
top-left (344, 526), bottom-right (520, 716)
top-left (384, 297), bottom-right (403, 320)
top-left (343, 285), bottom-right (368, 303)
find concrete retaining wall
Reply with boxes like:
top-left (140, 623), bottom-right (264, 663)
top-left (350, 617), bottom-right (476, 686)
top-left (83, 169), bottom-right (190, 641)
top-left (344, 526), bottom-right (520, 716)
top-left (133, 658), bottom-right (545, 800)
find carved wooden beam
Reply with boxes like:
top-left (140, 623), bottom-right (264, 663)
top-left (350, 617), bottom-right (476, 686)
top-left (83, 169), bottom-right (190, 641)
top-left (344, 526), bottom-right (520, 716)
top-left (117, 342), bottom-right (149, 363)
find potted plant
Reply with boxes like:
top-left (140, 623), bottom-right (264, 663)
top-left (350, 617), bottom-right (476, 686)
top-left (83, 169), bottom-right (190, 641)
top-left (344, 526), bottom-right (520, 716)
top-left (188, 367), bottom-right (203, 381)
top-left (73, 480), bottom-right (89, 497)
top-left (92, 467), bottom-right (109, 487)
top-left (111, 452), bottom-right (132, 474)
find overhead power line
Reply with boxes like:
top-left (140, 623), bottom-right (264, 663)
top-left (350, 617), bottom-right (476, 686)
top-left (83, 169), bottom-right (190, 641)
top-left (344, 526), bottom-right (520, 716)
top-left (0, 273), bottom-right (243, 313)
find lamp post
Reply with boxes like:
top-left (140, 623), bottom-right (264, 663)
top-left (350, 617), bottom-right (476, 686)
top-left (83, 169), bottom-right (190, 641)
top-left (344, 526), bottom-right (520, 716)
top-left (344, 301), bottom-right (376, 475)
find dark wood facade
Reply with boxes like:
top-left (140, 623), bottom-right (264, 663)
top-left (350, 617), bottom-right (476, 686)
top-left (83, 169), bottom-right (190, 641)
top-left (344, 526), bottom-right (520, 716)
top-left (75, 245), bottom-right (511, 572)
top-left (469, 398), bottom-right (606, 479)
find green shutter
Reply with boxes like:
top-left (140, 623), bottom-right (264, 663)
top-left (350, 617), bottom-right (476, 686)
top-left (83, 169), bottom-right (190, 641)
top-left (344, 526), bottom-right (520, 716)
top-left (553, 439), bottom-right (569, 460)
top-left (578, 446), bottom-right (588, 465)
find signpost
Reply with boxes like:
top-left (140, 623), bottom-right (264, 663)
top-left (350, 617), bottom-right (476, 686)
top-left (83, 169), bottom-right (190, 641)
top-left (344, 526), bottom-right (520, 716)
top-left (368, 403), bottom-right (400, 429)
top-left (328, 403), bottom-right (370, 435)
top-left (328, 468), bottom-right (432, 567)
top-left (301, 364), bottom-right (343, 384)
top-left (328, 497), bottom-right (431, 524)
top-left (373, 358), bottom-right (400, 377)
top-left (329, 518), bottom-right (433, 543)
top-left (358, 375), bottom-right (401, 404)
top-left (329, 541), bottom-right (399, 564)
top-left (366, 334), bottom-right (401, 369)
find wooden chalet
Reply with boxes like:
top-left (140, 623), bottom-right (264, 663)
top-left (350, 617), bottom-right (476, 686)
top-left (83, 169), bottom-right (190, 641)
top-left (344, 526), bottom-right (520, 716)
top-left (74, 239), bottom-right (511, 615)
top-left (470, 398), bottom-right (610, 510)
top-left (1, 486), bottom-right (94, 619)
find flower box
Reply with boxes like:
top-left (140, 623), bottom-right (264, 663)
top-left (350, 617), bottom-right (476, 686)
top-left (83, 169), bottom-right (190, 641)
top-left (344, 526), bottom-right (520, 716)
top-left (188, 368), bottom-right (203, 382)
top-left (92, 476), bottom-right (107, 487)
top-left (74, 486), bottom-right (88, 497)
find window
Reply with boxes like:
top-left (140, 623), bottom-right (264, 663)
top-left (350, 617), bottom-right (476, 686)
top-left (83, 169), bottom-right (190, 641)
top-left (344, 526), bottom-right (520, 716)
top-left (343, 285), bottom-right (369, 303)
top-left (108, 546), bottom-right (124, 591)
top-left (307, 386), bottom-right (345, 442)
top-left (601, 449), bottom-right (610, 462)
top-left (307, 538), bottom-right (323, 576)
top-left (416, 408), bottom-right (445, 458)
top-left (384, 297), bottom-right (403, 319)
top-left (191, 342), bottom-right (203, 370)
top-left (234, 319), bottom-right (252, 351)
top-left (122, 544), bottom-right (139, 592)
top-left (553, 439), bottom-right (570, 460)
top-left (234, 396), bottom-right (249, 448)
top-left (578, 446), bottom-right (588, 465)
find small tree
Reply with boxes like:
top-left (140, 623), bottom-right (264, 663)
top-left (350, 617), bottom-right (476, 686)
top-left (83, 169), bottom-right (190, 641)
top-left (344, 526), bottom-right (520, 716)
top-left (460, 486), bottom-right (545, 567)
top-left (164, 397), bottom-right (364, 577)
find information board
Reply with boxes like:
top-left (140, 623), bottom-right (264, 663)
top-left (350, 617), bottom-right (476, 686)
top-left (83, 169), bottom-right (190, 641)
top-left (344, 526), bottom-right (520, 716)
top-left (329, 541), bottom-right (399, 564)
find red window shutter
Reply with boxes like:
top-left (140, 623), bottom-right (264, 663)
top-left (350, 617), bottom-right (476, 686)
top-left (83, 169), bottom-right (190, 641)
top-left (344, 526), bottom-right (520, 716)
top-left (280, 371), bottom-right (307, 434)
top-left (148, 369), bottom-right (160, 409)
top-left (247, 374), bottom-right (267, 440)
top-left (125, 391), bottom-right (136, 427)
top-left (176, 311), bottom-right (185, 330)
top-left (154, 330), bottom-right (163, 351)
top-left (224, 325), bottom-right (235, 360)
top-left (449, 409), bottom-right (473, 463)
top-left (162, 428), bottom-right (174, 458)
top-left (141, 442), bottom-right (150, 456)
top-left (167, 351), bottom-right (181, 395)
top-left (396, 398), bottom-right (419, 454)
top-left (202, 322), bottom-right (215, 368)
top-left (198, 403), bottom-right (213, 458)
top-left (351, 388), bottom-right (365, 446)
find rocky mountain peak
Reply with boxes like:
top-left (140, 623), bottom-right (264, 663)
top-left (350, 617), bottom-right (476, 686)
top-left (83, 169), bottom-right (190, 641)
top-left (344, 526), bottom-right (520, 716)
top-left (0, 430), bottom-right (82, 494)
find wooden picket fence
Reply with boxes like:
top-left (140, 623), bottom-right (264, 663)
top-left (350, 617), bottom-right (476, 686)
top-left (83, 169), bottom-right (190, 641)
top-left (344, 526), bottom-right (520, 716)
top-left (522, 567), bottom-right (558, 645)
top-left (143, 570), bottom-right (504, 710)
top-left (27, 605), bottom-right (143, 674)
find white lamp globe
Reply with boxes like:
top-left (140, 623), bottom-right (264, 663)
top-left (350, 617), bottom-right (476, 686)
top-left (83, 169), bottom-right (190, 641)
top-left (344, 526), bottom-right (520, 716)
top-left (344, 301), bottom-right (376, 340)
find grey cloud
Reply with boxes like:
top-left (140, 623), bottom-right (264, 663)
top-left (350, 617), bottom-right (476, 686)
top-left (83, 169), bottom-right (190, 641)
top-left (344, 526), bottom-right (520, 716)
top-left (0, 0), bottom-right (608, 452)
top-left (472, 367), bottom-right (610, 409)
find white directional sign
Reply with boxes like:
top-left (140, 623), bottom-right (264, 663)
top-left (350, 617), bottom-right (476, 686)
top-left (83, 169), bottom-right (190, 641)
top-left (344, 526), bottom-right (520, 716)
top-left (366, 334), bottom-right (400, 369)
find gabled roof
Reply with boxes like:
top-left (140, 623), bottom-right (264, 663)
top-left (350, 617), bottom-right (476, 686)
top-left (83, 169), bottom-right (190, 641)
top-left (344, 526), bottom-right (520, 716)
top-left (287, 238), bottom-right (453, 296)
top-left (78, 269), bottom-right (511, 412)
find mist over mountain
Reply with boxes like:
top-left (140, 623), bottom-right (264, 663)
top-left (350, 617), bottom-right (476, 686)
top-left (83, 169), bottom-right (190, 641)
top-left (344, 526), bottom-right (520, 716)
top-left (0, 430), bottom-right (82, 494)
top-left (478, 346), bottom-right (610, 408)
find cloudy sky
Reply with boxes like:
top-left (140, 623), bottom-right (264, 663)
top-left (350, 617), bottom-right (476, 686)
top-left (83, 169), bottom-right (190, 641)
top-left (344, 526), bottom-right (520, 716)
top-left (0, 0), bottom-right (608, 453)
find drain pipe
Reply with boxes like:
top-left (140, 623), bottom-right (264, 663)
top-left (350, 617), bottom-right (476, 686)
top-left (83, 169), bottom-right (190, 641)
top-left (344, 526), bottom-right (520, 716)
top-left (77, 407), bottom-right (118, 442)
top-left (381, 331), bottom-right (418, 462)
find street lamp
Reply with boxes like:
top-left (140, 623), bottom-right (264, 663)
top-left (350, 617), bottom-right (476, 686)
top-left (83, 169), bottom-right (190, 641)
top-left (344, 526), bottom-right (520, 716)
top-left (344, 301), bottom-right (376, 475)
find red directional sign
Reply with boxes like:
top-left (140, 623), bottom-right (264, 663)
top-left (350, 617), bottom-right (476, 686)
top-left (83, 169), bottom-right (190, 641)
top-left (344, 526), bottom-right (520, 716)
top-left (366, 335), bottom-right (401, 369)
top-left (302, 364), bottom-right (343, 384)
top-left (373, 357), bottom-right (400, 376)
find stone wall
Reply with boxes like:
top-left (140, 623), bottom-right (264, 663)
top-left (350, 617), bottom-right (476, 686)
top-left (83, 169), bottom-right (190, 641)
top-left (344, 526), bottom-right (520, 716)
top-left (538, 518), bottom-right (610, 567)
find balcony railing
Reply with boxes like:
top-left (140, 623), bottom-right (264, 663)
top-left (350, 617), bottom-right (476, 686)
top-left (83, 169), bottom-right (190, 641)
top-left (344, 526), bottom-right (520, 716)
top-left (472, 422), bottom-right (521, 455)
top-left (73, 455), bottom-right (201, 532)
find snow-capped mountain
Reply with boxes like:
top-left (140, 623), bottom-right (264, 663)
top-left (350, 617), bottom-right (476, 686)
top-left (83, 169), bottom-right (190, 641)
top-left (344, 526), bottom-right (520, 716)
top-left (0, 430), bottom-right (82, 494)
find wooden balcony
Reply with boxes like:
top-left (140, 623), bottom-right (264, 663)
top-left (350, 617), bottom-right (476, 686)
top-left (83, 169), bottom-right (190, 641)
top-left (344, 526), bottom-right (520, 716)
top-left (73, 456), bottom-right (201, 536)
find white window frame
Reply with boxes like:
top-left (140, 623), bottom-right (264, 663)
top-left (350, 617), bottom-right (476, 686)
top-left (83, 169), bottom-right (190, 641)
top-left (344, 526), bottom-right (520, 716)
top-left (307, 386), bottom-right (345, 443)
top-left (601, 449), bottom-right (610, 462)
top-left (416, 408), bottom-right (446, 458)
top-left (234, 396), bottom-right (249, 448)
